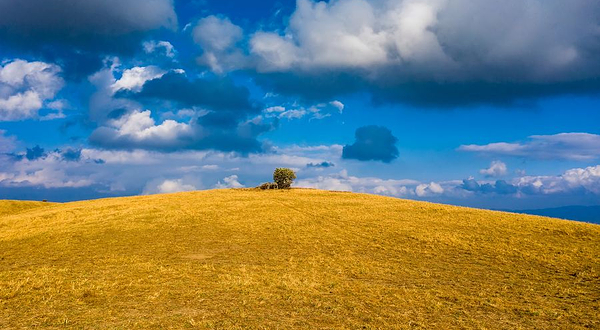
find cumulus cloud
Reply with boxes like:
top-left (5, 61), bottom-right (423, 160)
top-left (88, 61), bottom-right (182, 122)
top-left (89, 110), bottom-right (195, 151)
top-left (0, 59), bottom-right (65, 121)
top-left (251, 0), bottom-right (600, 80)
top-left (415, 182), bottom-right (445, 197)
top-left (88, 62), bottom-right (272, 153)
top-left (215, 175), bottom-right (244, 189)
top-left (480, 161), bottom-right (508, 178)
top-left (243, 0), bottom-right (600, 106)
top-left (461, 179), bottom-right (518, 195)
top-left (143, 179), bottom-right (197, 195)
top-left (459, 133), bottom-right (600, 160)
top-left (342, 126), bottom-right (399, 162)
top-left (515, 165), bottom-right (600, 195)
top-left (459, 165), bottom-right (600, 197)
top-left (90, 108), bottom-right (275, 153)
top-left (111, 66), bottom-right (166, 93)
top-left (193, 16), bottom-right (247, 73)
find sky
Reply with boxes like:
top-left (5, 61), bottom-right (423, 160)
top-left (0, 0), bottom-right (599, 217)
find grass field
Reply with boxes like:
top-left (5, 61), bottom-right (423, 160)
top-left (1, 189), bottom-right (599, 329)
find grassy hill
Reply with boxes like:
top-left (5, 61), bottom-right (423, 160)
top-left (0, 200), bottom-right (56, 217)
top-left (1, 189), bottom-right (598, 329)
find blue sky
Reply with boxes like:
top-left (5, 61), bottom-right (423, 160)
top-left (1, 0), bottom-right (600, 216)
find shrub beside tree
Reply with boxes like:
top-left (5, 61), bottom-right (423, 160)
top-left (258, 182), bottom-right (278, 190)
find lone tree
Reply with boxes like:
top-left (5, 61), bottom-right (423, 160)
top-left (273, 168), bottom-right (296, 189)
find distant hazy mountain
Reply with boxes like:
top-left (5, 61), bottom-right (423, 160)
top-left (512, 206), bottom-right (600, 224)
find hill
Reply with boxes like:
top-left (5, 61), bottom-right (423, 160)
top-left (0, 200), bottom-right (56, 217)
top-left (1, 189), bottom-right (599, 329)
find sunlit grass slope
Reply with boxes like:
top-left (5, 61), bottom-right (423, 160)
top-left (1, 189), bottom-right (599, 329)
top-left (0, 200), bottom-right (56, 217)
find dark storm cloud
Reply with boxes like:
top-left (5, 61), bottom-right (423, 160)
top-left (342, 126), bottom-right (399, 163)
top-left (127, 72), bottom-right (258, 113)
top-left (0, 0), bottom-right (177, 80)
top-left (253, 75), bottom-right (600, 108)
top-left (89, 123), bottom-right (269, 154)
top-left (0, 0), bottom-right (176, 37)
top-left (370, 79), bottom-right (600, 108)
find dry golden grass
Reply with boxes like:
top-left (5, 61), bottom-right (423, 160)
top-left (0, 189), bottom-right (599, 329)
top-left (0, 200), bottom-right (56, 217)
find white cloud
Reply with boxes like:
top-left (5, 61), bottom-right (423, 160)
top-left (480, 161), bottom-right (508, 178)
top-left (0, 59), bottom-right (65, 121)
top-left (193, 16), bottom-right (247, 73)
top-left (143, 40), bottom-right (176, 58)
top-left (193, 16), bottom-right (243, 52)
top-left (262, 102), bottom-right (344, 121)
top-left (329, 100), bottom-right (345, 112)
top-left (516, 165), bottom-right (600, 195)
top-left (296, 175), bottom-right (353, 192)
top-left (143, 179), bottom-right (197, 195)
top-left (263, 106), bottom-right (286, 113)
top-left (111, 66), bottom-right (166, 93)
top-left (88, 59), bottom-right (140, 121)
top-left (252, 0), bottom-right (390, 71)
top-left (7, 168), bottom-right (93, 188)
top-left (460, 133), bottom-right (600, 160)
top-left (90, 110), bottom-right (195, 150)
top-left (215, 175), bottom-right (245, 189)
top-left (80, 148), bottom-right (161, 165)
top-left (251, 32), bottom-right (301, 71)
top-left (279, 109), bottom-right (307, 120)
top-left (415, 182), bottom-right (444, 197)
top-left (246, 0), bottom-right (600, 84)
top-left (0, 151), bottom-right (93, 188)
